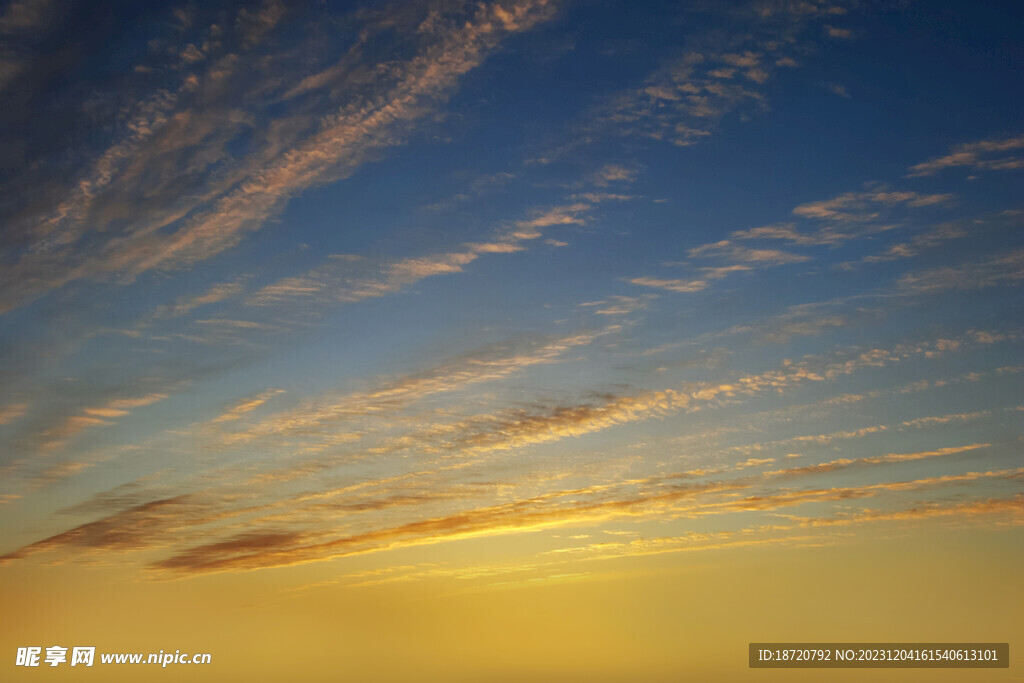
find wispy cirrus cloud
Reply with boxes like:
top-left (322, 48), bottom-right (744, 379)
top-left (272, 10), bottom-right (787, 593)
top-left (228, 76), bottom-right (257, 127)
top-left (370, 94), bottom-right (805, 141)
top-left (0, 495), bottom-right (204, 563)
top-left (626, 265), bottom-right (752, 294)
top-left (595, 47), bottom-right (772, 148)
top-left (0, 403), bottom-right (27, 425)
top-left (625, 185), bottom-right (956, 295)
top-left (899, 412), bottom-right (989, 429)
top-left (907, 134), bottom-right (1024, 177)
top-left (0, 0), bottom-right (1019, 637)
top-left (0, 339), bottom-right (1011, 577)
top-left (729, 223), bottom-right (828, 245)
top-left (725, 189), bottom-right (954, 250)
top-left (209, 389), bottom-right (286, 424)
top-left (32, 393), bottom-right (168, 453)
top-left (209, 327), bottom-right (616, 450)
top-left (626, 276), bottom-right (715, 294)
top-left (148, 477), bottom-right (750, 574)
top-left (50, 453), bottom-right (1012, 575)
top-left (790, 189), bottom-right (953, 223)
top-left (150, 280), bottom-right (248, 319)
top-left (248, 201), bottom-right (588, 306)
top-left (0, 382), bottom-right (188, 489)
top-left (590, 163), bottom-right (640, 186)
top-left (800, 493), bottom-right (1024, 527)
top-left (720, 307), bottom-right (852, 344)
top-left (548, 484), bottom-right (1023, 563)
top-left (761, 443), bottom-right (991, 479)
top-left (687, 241), bottom-right (810, 264)
top-left (854, 222), bottom-right (967, 265)
top-left (824, 25), bottom-right (853, 39)
top-left (355, 334), bottom-right (993, 464)
top-left (0, 0), bottom-right (562, 315)
top-left (578, 295), bottom-right (654, 316)
top-left (526, 0), bottom-right (853, 162)
top-left (725, 424), bottom-right (890, 458)
top-left (897, 248), bottom-right (1024, 293)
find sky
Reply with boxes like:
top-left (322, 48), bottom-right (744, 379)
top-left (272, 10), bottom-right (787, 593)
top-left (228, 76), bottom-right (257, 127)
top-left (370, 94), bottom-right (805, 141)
top-left (0, 0), bottom-right (1022, 680)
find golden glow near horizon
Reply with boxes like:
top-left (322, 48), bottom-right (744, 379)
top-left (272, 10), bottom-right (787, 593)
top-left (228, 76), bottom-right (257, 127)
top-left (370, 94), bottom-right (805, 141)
top-left (1, 0), bottom-right (1022, 680)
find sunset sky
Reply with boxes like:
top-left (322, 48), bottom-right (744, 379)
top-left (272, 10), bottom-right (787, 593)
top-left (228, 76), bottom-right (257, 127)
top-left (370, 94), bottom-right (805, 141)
top-left (1, 0), bottom-right (1022, 680)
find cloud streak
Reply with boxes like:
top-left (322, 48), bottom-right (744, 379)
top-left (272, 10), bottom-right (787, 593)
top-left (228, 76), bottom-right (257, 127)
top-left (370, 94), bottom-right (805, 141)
top-left (0, 0), bottom-right (561, 314)
top-left (898, 248), bottom-right (1024, 293)
top-left (209, 327), bottom-right (615, 450)
top-left (248, 201), bottom-right (588, 306)
top-left (1, 3), bottom-right (1020, 604)
top-left (907, 135), bottom-right (1024, 176)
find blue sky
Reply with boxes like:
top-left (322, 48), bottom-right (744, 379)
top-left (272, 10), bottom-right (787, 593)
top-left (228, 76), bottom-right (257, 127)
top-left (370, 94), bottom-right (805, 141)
top-left (0, 1), bottom-right (1022, 678)
top-left (2, 0), bottom-right (1023, 559)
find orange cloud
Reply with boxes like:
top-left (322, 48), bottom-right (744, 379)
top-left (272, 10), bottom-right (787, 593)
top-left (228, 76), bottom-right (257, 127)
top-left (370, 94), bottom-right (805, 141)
top-left (0, 403), bottom-right (27, 425)
top-left (0, 0), bottom-right (562, 314)
top-left (907, 135), bottom-right (1024, 177)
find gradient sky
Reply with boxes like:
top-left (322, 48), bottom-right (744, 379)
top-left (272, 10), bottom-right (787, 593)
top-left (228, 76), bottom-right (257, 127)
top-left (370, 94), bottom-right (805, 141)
top-left (1, 0), bottom-right (1022, 681)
